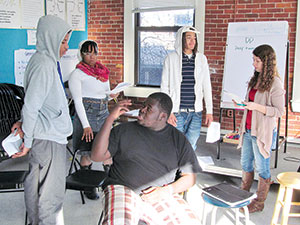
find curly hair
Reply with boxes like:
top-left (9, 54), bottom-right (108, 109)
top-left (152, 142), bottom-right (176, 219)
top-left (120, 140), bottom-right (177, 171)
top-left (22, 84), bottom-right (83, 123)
top-left (248, 44), bottom-right (280, 92)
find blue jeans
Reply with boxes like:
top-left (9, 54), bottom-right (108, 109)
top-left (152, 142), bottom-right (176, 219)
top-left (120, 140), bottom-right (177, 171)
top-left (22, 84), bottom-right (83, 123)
top-left (73, 97), bottom-right (109, 152)
top-left (241, 129), bottom-right (276, 179)
top-left (174, 111), bottom-right (202, 150)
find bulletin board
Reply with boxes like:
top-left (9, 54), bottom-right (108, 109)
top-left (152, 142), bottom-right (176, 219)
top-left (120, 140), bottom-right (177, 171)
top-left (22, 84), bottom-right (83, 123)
top-left (0, 0), bottom-right (87, 84)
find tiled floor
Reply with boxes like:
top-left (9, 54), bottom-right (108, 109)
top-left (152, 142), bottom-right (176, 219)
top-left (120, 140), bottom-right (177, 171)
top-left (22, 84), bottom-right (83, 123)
top-left (1, 135), bottom-right (300, 225)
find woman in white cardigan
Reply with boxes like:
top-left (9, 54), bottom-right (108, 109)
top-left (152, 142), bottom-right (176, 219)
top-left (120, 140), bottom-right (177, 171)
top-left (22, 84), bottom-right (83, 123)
top-left (236, 44), bottom-right (285, 213)
top-left (69, 40), bottom-right (118, 199)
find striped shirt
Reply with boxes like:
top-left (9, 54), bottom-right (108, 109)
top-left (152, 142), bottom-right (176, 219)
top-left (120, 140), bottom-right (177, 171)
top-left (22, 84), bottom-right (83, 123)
top-left (180, 53), bottom-right (195, 109)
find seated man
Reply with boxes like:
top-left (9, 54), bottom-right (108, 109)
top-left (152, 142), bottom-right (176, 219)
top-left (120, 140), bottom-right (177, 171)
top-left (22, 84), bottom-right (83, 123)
top-left (91, 92), bottom-right (201, 224)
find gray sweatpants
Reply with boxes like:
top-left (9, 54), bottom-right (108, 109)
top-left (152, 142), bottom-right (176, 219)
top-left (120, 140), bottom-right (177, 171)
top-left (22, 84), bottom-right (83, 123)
top-left (24, 139), bottom-right (66, 225)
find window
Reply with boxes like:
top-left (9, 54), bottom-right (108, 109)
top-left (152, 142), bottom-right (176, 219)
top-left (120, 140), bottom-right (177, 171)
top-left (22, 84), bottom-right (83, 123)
top-left (124, 0), bottom-right (205, 97)
top-left (136, 9), bottom-right (194, 87)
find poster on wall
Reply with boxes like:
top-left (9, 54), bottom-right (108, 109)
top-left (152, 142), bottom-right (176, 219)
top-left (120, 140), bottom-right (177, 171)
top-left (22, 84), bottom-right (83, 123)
top-left (21, 0), bottom-right (45, 28)
top-left (14, 49), bottom-right (78, 86)
top-left (67, 0), bottom-right (85, 31)
top-left (0, 0), bottom-right (21, 28)
top-left (0, 0), bottom-right (44, 29)
top-left (46, 0), bottom-right (66, 21)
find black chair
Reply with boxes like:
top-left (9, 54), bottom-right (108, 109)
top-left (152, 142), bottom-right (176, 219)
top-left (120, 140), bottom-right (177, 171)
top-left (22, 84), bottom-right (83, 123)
top-left (0, 170), bottom-right (29, 225)
top-left (0, 83), bottom-right (28, 224)
top-left (65, 148), bottom-right (107, 224)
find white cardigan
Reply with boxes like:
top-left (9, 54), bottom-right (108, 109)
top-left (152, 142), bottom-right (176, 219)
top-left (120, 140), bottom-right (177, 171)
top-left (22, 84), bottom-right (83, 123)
top-left (160, 51), bottom-right (213, 114)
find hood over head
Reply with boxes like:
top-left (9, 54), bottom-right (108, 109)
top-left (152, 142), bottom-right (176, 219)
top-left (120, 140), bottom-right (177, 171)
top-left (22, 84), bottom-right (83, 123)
top-left (36, 15), bottom-right (72, 61)
top-left (174, 26), bottom-right (200, 54)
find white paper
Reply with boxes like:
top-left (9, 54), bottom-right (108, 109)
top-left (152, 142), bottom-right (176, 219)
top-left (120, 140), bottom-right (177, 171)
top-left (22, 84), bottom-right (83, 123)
top-left (223, 90), bottom-right (244, 105)
top-left (14, 49), bottom-right (78, 86)
top-left (46, 0), bottom-right (66, 21)
top-left (14, 49), bottom-right (36, 86)
top-left (0, 0), bottom-right (21, 28)
top-left (123, 109), bottom-right (139, 117)
top-left (21, 0), bottom-right (45, 29)
top-left (60, 49), bottom-right (79, 82)
top-left (197, 156), bottom-right (215, 166)
top-left (206, 122), bottom-right (220, 143)
top-left (27, 30), bottom-right (36, 45)
top-left (2, 131), bottom-right (22, 157)
top-left (106, 82), bottom-right (131, 95)
top-left (67, 0), bottom-right (85, 31)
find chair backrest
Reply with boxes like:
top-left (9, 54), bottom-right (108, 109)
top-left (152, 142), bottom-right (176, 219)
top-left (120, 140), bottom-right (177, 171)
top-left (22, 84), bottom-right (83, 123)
top-left (0, 83), bottom-right (25, 162)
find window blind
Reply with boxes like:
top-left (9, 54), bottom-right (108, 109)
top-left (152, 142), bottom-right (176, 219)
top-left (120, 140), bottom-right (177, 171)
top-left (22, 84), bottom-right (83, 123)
top-left (132, 0), bottom-right (195, 13)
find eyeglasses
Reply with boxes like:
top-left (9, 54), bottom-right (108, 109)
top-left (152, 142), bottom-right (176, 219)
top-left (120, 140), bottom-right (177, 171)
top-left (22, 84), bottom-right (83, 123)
top-left (82, 52), bottom-right (98, 56)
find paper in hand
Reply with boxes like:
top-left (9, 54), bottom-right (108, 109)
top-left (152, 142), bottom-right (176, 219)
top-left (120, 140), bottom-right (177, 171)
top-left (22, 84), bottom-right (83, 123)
top-left (123, 109), bottom-right (139, 117)
top-left (206, 122), bottom-right (220, 143)
top-left (2, 130), bottom-right (22, 157)
top-left (106, 82), bottom-right (131, 95)
top-left (223, 90), bottom-right (244, 105)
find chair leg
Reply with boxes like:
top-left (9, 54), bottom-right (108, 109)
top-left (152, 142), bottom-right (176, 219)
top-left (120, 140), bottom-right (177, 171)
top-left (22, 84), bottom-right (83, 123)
top-left (234, 208), bottom-right (239, 225)
top-left (281, 187), bottom-right (293, 225)
top-left (80, 191), bottom-right (86, 204)
top-left (98, 211), bottom-right (104, 225)
top-left (202, 202), bottom-right (207, 225)
top-left (243, 206), bottom-right (249, 225)
top-left (271, 185), bottom-right (285, 225)
top-left (25, 211), bottom-right (28, 225)
top-left (211, 206), bottom-right (217, 225)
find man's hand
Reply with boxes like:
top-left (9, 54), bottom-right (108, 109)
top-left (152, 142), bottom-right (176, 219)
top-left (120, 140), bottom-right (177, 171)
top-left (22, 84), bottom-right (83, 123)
top-left (11, 121), bottom-right (24, 139)
top-left (82, 127), bottom-right (93, 142)
top-left (205, 114), bottom-right (213, 127)
top-left (140, 185), bottom-right (173, 203)
top-left (109, 100), bottom-right (132, 120)
top-left (167, 113), bottom-right (177, 127)
top-left (12, 143), bottom-right (30, 158)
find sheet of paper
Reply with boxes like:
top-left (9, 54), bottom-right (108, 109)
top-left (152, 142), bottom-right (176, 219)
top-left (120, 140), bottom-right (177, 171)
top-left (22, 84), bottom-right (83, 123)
top-left (206, 122), bottom-right (220, 143)
top-left (223, 90), bottom-right (244, 105)
top-left (123, 109), bottom-right (139, 117)
top-left (106, 82), bottom-right (131, 95)
top-left (27, 29), bottom-right (36, 45)
top-left (2, 131), bottom-right (22, 157)
top-left (197, 156), bottom-right (215, 167)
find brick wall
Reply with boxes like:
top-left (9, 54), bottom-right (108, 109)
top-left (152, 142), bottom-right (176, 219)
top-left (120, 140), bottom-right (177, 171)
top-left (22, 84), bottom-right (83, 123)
top-left (88, 0), bottom-right (300, 139)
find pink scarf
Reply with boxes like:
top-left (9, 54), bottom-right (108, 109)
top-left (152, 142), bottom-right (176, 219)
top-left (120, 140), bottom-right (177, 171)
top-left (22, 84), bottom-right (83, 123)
top-left (76, 61), bottom-right (109, 82)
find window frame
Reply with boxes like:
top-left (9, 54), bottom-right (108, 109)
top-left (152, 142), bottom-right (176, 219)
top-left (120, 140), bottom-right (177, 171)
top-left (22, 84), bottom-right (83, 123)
top-left (123, 0), bottom-right (206, 97)
top-left (134, 14), bottom-right (183, 87)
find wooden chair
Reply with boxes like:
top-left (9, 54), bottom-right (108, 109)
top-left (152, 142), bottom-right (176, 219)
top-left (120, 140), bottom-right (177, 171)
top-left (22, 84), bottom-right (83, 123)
top-left (271, 172), bottom-right (300, 225)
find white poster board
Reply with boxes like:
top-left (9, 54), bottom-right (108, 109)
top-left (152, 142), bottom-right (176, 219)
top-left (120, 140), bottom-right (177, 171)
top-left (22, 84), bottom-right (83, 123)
top-left (221, 21), bottom-right (289, 108)
top-left (14, 49), bottom-right (78, 86)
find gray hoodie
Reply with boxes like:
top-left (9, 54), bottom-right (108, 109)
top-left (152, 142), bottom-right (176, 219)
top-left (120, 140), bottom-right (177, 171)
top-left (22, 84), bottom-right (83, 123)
top-left (21, 15), bottom-right (73, 148)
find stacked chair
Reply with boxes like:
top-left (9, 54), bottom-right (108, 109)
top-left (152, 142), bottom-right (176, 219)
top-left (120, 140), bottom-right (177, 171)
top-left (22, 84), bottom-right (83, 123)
top-left (0, 83), bottom-right (28, 225)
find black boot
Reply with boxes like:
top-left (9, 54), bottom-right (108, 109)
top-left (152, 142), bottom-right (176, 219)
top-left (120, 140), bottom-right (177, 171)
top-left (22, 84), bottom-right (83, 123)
top-left (80, 163), bottom-right (99, 200)
top-left (84, 188), bottom-right (99, 200)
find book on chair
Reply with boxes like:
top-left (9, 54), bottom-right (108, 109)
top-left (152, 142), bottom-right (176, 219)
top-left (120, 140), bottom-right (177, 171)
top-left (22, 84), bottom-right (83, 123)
top-left (202, 182), bottom-right (257, 206)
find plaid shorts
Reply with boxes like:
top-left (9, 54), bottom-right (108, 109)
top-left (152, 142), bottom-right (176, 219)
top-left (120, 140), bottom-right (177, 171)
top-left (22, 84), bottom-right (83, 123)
top-left (102, 185), bottom-right (200, 225)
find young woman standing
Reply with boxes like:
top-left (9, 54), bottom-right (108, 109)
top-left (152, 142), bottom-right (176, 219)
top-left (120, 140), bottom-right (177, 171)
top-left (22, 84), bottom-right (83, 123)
top-left (237, 44), bottom-right (285, 213)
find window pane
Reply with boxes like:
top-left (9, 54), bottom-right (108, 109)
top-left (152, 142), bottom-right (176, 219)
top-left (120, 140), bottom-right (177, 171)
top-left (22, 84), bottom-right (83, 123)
top-left (140, 9), bottom-right (193, 27)
top-left (138, 31), bottom-right (176, 86)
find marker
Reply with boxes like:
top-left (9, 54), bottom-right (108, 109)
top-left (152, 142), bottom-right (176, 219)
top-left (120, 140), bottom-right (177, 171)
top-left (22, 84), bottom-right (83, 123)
top-left (237, 103), bottom-right (246, 106)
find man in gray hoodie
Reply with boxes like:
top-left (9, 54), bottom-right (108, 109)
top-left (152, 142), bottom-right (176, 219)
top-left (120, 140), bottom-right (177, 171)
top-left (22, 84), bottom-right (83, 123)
top-left (11, 15), bottom-right (73, 225)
